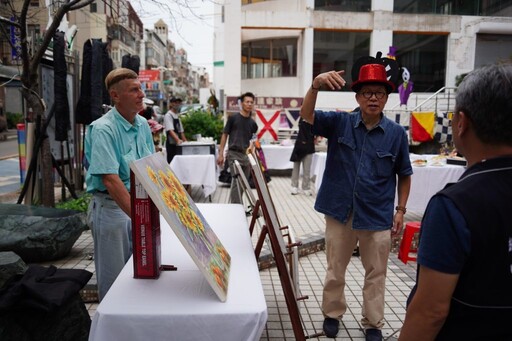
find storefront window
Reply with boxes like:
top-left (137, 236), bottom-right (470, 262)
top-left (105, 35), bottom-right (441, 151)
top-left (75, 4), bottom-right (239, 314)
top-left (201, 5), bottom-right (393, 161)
top-left (315, 0), bottom-right (371, 12)
top-left (313, 30), bottom-right (371, 91)
top-left (393, 33), bottom-right (447, 92)
top-left (394, 0), bottom-right (512, 16)
top-left (242, 38), bottom-right (297, 79)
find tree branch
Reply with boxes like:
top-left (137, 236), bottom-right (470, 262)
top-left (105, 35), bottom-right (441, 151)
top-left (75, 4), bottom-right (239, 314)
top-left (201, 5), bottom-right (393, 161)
top-left (0, 15), bottom-right (22, 29)
top-left (20, 0), bottom-right (31, 83)
top-left (69, 0), bottom-right (96, 11)
top-left (29, 6), bottom-right (64, 74)
top-left (28, 0), bottom-right (95, 73)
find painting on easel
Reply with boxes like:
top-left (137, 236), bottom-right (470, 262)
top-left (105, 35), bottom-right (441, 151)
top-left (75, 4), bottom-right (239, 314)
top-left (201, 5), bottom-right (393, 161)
top-left (130, 153), bottom-right (231, 302)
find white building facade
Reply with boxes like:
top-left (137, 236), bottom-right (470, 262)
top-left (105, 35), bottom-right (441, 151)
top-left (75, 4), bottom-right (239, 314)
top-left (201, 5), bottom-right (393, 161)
top-left (214, 0), bottom-right (512, 112)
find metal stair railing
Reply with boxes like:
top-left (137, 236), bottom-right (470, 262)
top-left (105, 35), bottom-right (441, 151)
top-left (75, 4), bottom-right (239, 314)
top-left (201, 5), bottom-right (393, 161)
top-left (386, 86), bottom-right (457, 114)
top-left (411, 87), bottom-right (457, 113)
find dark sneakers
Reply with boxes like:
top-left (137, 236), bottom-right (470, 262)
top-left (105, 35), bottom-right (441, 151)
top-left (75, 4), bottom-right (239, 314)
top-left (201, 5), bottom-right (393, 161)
top-left (365, 328), bottom-right (383, 341)
top-left (323, 317), bottom-right (340, 338)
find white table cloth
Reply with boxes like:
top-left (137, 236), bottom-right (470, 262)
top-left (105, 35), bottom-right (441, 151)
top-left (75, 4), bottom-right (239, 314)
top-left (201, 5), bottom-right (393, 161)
top-left (404, 154), bottom-right (466, 213)
top-left (89, 204), bottom-right (268, 341)
top-left (312, 152), bottom-right (327, 193)
top-left (311, 152), bottom-right (465, 213)
top-left (170, 154), bottom-right (217, 197)
top-left (260, 144), bottom-right (294, 170)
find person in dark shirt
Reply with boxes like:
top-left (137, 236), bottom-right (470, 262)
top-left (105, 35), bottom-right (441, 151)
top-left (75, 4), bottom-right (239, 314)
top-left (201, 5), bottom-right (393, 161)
top-left (400, 63), bottom-right (512, 340)
top-left (216, 92), bottom-right (258, 204)
top-left (164, 97), bottom-right (187, 163)
top-left (289, 118), bottom-right (316, 196)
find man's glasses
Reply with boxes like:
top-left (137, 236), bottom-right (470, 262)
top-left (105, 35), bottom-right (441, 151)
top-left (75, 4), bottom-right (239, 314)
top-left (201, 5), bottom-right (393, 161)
top-left (359, 91), bottom-right (387, 99)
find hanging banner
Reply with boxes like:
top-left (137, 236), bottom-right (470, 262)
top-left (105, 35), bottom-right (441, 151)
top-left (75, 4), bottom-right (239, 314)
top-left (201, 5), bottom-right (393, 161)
top-left (226, 96), bottom-right (302, 142)
top-left (138, 70), bottom-right (160, 82)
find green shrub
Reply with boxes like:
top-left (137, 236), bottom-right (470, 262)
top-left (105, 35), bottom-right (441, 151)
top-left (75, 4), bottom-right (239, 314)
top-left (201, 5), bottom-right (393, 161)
top-left (455, 73), bottom-right (468, 87)
top-left (6, 112), bottom-right (24, 129)
top-left (56, 193), bottom-right (92, 212)
top-left (181, 109), bottom-right (224, 142)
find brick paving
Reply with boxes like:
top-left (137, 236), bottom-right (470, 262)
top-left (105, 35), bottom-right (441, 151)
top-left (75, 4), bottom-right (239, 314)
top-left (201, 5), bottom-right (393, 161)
top-left (29, 171), bottom-right (423, 340)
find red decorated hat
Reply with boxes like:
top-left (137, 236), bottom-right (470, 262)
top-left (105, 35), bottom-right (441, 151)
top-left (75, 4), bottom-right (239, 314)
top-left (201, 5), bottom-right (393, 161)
top-left (351, 64), bottom-right (396, 93)
top-left (350, 52), bottom-right (399, 94)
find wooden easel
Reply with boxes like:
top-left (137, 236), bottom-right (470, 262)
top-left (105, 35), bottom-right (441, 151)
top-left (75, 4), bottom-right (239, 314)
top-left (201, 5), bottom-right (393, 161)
top-left (233, 160), bottom-right (270, 259)
top-left (248, 154), bottom-right (315, 340)
top-left (233, 160), bottom-right (260, 232)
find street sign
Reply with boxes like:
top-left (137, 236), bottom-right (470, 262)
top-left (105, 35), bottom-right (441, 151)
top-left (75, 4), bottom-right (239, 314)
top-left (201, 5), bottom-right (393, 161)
top-left (10, 17), bottom-right (22, 60)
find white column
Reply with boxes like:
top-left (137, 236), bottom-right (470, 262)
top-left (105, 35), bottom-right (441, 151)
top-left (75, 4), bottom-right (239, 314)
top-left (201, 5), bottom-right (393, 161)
top-left (372, 0), bottom-right (393, 11)
top-left (370, 30), bottom-right (393, 58)
top-left (223, 0), bottom-right (242, 97)
top-left (302, 27), bottom-right (314, 95)
top-left (370, 0), bottom-right (393, 58)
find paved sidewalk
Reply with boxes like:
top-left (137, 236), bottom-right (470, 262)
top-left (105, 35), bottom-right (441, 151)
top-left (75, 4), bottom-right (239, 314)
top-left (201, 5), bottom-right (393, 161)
top-left (0, 151), bottom-right (421, 340)
top-left (0, 158), bottom-right (21, 198)
top-left (30, 173), bottom-right (422, 340)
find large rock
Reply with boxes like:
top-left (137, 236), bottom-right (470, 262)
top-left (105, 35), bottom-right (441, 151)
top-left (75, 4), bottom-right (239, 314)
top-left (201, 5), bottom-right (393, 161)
top-left (0, 252), bottom-right (28, 289)
top-left (0, 204), bottom-right (87, 263)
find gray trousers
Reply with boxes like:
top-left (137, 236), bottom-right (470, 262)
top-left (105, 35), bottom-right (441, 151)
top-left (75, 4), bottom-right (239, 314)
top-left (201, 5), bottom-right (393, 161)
top-left (87, 193), bottom-right (132, 301)
top-left (227, 150), bottom-right (250, 204)
top-left (291, 153), bottom-right (313, 190)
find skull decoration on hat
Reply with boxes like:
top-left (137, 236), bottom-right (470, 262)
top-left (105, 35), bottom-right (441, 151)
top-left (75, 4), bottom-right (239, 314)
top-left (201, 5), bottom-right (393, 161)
top-left (351, 51), bottom-right (399, 94)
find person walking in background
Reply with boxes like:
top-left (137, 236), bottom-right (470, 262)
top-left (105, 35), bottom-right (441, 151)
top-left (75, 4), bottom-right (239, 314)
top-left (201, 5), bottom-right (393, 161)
top-left (164, 97), bottom-right (187, 163)
top-left (399, 64), bottom-right (512, 340)
top-left (139, 100), bottom-right (154, 120)
top-left (300, 56), bottom-right (412, 340)
top-left (85, 68), bottom-right (155, 301)
top-left (290, 118), bottom-right (316, 196)
top-left (216, 92), bottom-right (258, 204)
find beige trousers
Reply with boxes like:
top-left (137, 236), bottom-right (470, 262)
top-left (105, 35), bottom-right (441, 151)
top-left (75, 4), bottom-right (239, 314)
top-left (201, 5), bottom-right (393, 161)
top-left (322, 214), bottom-right (391, 329)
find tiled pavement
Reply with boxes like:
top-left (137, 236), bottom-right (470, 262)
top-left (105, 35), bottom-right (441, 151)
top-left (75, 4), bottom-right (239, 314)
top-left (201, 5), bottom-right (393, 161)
top-left (0, 158), bottom-right (22, 198)
top-left (27, 172), bottom-right (422, 340)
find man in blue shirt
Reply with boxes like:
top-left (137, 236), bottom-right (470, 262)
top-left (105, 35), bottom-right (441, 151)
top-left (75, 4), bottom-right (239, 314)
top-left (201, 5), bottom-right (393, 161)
top-left (400, 64), bottom-right (512, 340)
top-left (301, 63), bottom-right (412, 340)
top-left (85, 68), bottom-right (155, 301)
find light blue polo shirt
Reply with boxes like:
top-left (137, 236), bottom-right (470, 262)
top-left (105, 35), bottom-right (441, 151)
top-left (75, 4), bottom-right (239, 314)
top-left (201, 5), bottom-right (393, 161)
top-left (85, 107), bottom-right (155, 193)
top-left (313, 109), bottom-right (412, 230)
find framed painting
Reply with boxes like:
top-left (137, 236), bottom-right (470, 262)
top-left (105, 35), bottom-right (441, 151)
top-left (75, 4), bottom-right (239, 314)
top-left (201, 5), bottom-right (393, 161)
top-left (130, 153), bottom-right (231, 302)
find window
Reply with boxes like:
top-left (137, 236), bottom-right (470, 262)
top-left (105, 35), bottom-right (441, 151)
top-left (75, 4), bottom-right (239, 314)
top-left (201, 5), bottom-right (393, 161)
top-left (394, 0), bottom-right (512, 16)
top-left (313, 30), bottom-right (371, 91)
top-left (90, 2), bottom-right (97, 13)
top-left (393, 33), bottom-right (447, 92)
top-left (315, 0), bottom-right (371, 12)
top-left (479, 0), bottom-right (512, 15)
top-left (242, 38), bottom-right (297, 79)
top-left (242, 0), bottom-right (268, 4)
top-left (475, 33), bottom-right (512, 68)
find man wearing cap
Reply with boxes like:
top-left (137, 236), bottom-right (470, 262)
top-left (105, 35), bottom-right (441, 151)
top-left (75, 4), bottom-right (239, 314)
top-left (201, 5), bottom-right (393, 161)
top-left (164, 97), bottom-right (187, 163)
top-left (300, 62), bottom-right (412, 340)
